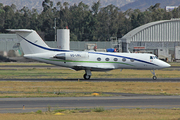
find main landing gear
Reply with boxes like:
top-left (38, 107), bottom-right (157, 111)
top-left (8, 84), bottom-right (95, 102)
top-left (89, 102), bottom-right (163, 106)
top-left (83, 69), bottom-right (91, 80)
top-left (150, 70), bottom-right (157, 80)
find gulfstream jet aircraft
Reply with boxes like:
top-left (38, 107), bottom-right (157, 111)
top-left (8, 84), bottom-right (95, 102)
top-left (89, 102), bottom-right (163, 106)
top-left (7, 29), bottom-right (171, 80)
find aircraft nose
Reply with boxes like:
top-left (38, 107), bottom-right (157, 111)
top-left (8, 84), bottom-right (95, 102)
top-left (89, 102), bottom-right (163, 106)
top-left (160, 61), bottom-right (171, 68)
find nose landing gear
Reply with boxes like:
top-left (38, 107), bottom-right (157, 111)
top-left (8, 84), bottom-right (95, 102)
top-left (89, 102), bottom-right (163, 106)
top-left (150, 70), bottom-right (157, 80)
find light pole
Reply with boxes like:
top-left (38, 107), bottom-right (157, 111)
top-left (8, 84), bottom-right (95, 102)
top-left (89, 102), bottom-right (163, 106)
top-left (54, 18), bottom-right (57, 42)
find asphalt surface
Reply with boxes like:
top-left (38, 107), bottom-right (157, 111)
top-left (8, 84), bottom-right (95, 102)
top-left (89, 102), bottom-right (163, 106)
top-left (0, 95), bottom-right (180, 113)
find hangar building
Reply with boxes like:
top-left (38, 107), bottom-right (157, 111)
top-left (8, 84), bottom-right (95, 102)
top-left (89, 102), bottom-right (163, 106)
top-left (119, 19), bottom-right (180, 61)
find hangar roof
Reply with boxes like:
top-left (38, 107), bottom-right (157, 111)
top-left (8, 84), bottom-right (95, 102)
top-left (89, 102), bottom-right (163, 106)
top-left (120, 19), bottom-right (180, 42)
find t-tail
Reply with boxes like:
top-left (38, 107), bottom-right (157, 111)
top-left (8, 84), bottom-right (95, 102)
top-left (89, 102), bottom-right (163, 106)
top-left (7, 29), bottom-right (50, 55)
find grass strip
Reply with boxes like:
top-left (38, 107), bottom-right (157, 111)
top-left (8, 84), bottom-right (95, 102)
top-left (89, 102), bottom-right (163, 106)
top-left (1, 108), bottom-right (180, 120)
top-left (0, 81), bottom-right (180, 97)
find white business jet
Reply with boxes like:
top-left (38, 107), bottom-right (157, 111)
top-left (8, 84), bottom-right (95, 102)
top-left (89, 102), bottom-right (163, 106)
top-left (7, 29), bottom-right (170, 80)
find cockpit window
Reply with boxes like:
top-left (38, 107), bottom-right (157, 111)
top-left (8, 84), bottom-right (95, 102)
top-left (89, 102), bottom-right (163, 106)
top-left (150, 56), bottom-right (158, 59)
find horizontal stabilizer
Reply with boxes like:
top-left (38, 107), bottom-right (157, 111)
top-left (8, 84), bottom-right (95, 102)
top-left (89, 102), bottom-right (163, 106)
top-left (6, 29), bottom-right (33, 33)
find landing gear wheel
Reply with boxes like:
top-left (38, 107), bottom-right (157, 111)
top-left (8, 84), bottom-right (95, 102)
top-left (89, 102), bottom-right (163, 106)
top-left (152, 76), bottom-right (157, 80)
top-left (150, 70), bottom-right (157, 80)
top-left (83, 74), bottom-right (91, 80)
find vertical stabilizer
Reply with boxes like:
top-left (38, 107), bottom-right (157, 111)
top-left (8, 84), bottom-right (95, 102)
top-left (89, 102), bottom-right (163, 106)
top-left (7, 29), bottom-right (50, 54)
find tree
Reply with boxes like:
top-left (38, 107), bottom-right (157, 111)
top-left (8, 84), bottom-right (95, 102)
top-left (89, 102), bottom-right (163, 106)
top-left (69, 2), bottom-right (91, 41)
top-left (91, 0), bottom-right (101, 15)
top-left (117, 11), bottom-right (128, 38)
top-left (0, 3), bottom-right (5, 32)
top-left (41, 0), bottom-right (55, 40)
top-left (130, 9), bottom-right (141, 29)
top-left (30, 9), bottom-right (41, 31)
top-left (171, 7), bottom-right (179, 18)
top-left (97, 4), bottom-right (121, 41)
top-left (42, 0), bottom-right (53, 12)
top-left (3, 5), bottom-right (15, 31)
top-left (20, 6), bottom-right (31, 28)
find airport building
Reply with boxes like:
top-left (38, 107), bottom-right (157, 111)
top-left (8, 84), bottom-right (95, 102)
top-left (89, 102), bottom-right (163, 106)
top-left (119, 19), bottom-right (180, 61)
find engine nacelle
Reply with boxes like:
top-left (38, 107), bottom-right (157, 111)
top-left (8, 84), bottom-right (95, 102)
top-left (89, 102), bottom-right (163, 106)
top-left (54, 52), bottom-right (89, 61)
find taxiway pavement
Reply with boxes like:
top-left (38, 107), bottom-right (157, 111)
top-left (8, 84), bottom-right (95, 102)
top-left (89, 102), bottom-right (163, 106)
top-left (0, 95), bottom-right (180, 113)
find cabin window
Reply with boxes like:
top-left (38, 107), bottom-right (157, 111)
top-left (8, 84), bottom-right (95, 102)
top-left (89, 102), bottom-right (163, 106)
top-left (105, 58), bottom-right (109, 61)
top-left (97, 57), bottom-right (101, 61)
top-left (114, 58), bottom-right (118, 61)
top-left (122, 58), bottom-right (126, 62)
top-left (130, 59), bottom-right (134, 62)
top-left (150, 56), bottom-right (153, 59)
